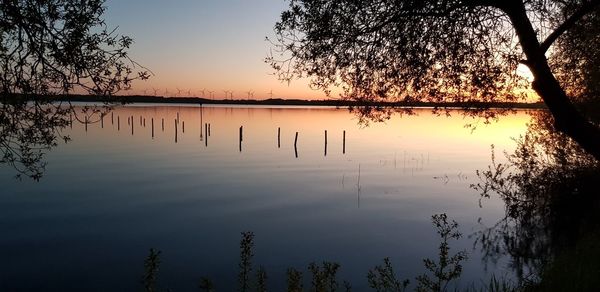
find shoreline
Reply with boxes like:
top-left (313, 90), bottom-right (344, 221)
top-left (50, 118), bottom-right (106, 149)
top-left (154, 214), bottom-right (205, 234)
top-left (46, 94), bottom-right (547, 109)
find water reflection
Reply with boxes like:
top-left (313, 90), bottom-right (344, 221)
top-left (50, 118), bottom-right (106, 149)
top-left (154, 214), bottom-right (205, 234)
top-left (0, 101), bottom-right (116, 180)
top-left (473, 111), bottom-right (600, 285)
top-left (1, 105), bottom-right (534, 291)
top-left (62, 105), bottom-right (371, 159)
top-left (1, 103), bottom-right (536, 183)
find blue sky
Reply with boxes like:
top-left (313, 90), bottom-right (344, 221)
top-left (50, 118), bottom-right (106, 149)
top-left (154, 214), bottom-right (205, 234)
top-left (103, 0), bottom-right (323, 99)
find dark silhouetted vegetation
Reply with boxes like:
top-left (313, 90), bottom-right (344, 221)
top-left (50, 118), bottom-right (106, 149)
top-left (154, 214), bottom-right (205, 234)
top-left (416, 214), bottom-right (468, 292)
top-left (239, 231), bottom-right (255, 292)
top-left (473, 111), bottom-right (600, 290)
top-left (268, 0), bottom-right (600, 161)
top-left (367, 258), bottom-right (409, 292)
top-left (142, 213), bottom-right (475, 292)
top-left (142, 248), bottom-right (161, 292)
top-left (0, 0), bottom-right (148, 179)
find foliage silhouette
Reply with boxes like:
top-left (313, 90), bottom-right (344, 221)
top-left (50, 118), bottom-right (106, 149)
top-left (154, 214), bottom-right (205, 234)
top-left (287, 268), bottom-right (304, 292)
top-left (239, 231), bottom-right (255, 292)
top-left (257, 266), bottom-right (268, 292)
top-left (308, 261), bottom-right (341, 292)
top-left (416, 214), bottom-right (468, 292)
top-left (473, 110), bottom-right (600, 288)
top-left (143, 213), bottom-right (472, 291)
top-left (198, 277), bottom-right (215, 292)
top-left (142, 248), bottom-right (162, 292)
top-left (0, 0), bottom-right (149, 180)
top-left (268, 0), bottom-right (600, 160)
top-left (367, 257), bottom-right (410, 292)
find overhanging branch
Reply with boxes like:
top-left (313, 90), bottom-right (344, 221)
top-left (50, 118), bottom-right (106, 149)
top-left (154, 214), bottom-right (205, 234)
top-left (540, 0), bottom-right (600, 53)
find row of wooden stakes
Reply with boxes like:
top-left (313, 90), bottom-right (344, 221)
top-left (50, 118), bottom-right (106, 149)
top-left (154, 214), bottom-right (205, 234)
top-left (77, 112), bottom-right (346, 156)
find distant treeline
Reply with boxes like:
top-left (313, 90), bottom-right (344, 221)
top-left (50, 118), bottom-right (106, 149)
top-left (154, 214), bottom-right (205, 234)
top-left (2, 93), bottom-right (551, 109)
top-left (29, 94), bottom-right (550, 109)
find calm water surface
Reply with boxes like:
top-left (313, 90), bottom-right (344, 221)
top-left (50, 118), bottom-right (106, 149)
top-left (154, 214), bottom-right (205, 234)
top-left (0, 105), bottom-right (532, 291)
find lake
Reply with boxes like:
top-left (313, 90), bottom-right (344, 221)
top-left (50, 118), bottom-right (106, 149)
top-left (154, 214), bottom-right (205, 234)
top-left (0, 105), bottom-right (533, 291)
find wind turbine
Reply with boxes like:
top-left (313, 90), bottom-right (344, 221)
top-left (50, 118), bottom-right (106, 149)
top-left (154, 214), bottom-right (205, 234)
top-left (208, 90), bottom-right (214, 99)
top-left (200, 89), bottom-right (206, 97)
top-left (164, 88), bottom-right (170, 97)
top-left (229, 91), bottom-right (234, 100)
top-left (152, 87), bottom-right (159, 96)
top-left (176, 87), bottom-right (182, 97)
top-left (268, 89), bottom-right (274, 99)
top-left (246, 90), bottom-right (255, 100)
top-left (187, 89), bottom-right (192, 97)
top-left (223, 90), bottom-right (229, 100)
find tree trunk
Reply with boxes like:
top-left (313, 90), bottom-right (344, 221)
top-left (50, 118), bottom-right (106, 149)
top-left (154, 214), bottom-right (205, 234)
top-left (505, 2), bottom-right (600, 161)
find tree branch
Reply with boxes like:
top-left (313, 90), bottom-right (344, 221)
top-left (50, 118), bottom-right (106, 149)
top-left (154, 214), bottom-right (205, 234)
top-left (366, 3), bottom-right (468, 35)
top-left (540, 0), bottom-right (600, 53)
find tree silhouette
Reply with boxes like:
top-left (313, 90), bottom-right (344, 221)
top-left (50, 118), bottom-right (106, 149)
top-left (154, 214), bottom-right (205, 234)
top-left (1, 0), bottom-right (149, 180)
top-left (268, 0), bottom-right (600, 160)
top-left (472, 111), bottom-right (600, 286)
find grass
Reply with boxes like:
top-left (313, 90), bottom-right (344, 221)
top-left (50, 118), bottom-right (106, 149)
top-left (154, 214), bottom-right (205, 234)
top-left (138, 218), bottom-right (599, 292)
top-left (140, 214), bottom-right (522, 292)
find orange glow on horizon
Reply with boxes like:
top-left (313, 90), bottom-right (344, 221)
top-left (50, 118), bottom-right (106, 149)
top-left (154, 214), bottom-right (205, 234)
top-left (70, 105), bottom-right (533, 157)
top-left (125, 66), bottom-right (541, 102)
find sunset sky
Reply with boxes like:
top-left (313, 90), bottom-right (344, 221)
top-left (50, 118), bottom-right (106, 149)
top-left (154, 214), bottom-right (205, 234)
top-left (104, 0), bottom-right (327, 100)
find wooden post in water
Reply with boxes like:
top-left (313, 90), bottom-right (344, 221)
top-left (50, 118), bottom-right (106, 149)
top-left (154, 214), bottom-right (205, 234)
top-left (294, 132), bottom-right (298, 147)
top-left (131, 116), bottom-right (134, 136)
top-left (278, 127), bottom-right (281, 148)
top-left (127, 116), bottom-right (130, 126)
top-left (175, 119), bottom-right (178, 143)
top-left (182, 121), bottom-right (185, 133)
top-left (343, 130), bottom-right (346, 154)
top-left (205, 123), bottom-right (208, 147)
top-left (239, 126), bottom-right (243, 152)
top-left (143, 118), bottom-right (146, 127)
top-left (151, 118), bottom-right (154, 139)
top-left (111, 112), bottom-right (114, 125)
top-left (117, 116), bottom-right (120, 131)
top-left (140, 116), bottom-right (142, 126)
top-left (294, 132), bottom-right (299, 158)
top-left (162, 118), bottom-right (164, 131)
top-left (324, 130), bottom-right (328, 156)
top-left (85, 116), bottom-right (88, 132)
top-left (208, 123), bottom-right (211, 136)
top-left (101, 114), bottom-right (104, 128)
